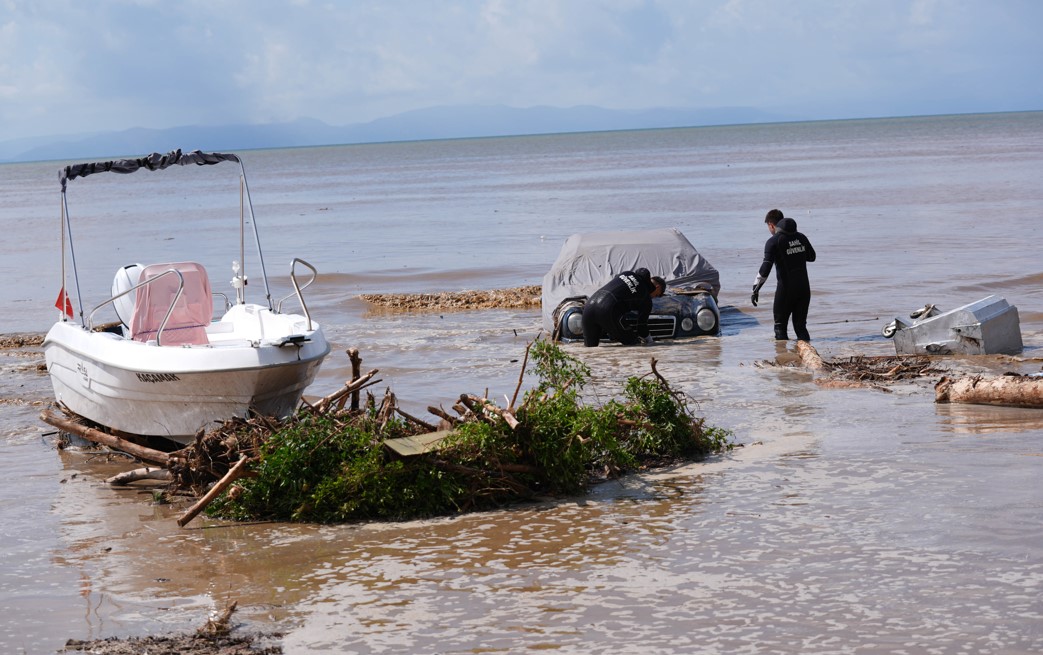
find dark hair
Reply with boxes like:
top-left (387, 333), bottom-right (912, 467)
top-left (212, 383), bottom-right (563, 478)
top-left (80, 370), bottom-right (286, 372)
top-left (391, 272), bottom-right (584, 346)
top-left (651, 275), bottom-right (666, 291)
top-left (765, 208), bottom-right (784, 225)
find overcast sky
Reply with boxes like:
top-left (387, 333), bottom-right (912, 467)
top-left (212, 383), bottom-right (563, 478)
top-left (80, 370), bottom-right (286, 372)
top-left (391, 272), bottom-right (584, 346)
top-left (1, 0), bottom-right (1040, 141)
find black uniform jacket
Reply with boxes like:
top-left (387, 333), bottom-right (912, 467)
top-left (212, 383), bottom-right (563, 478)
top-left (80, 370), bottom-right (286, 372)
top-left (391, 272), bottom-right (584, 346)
top-left (588, 270), bottom-right (656, 337)
top-left (758, 218), bottom-right (816, 294)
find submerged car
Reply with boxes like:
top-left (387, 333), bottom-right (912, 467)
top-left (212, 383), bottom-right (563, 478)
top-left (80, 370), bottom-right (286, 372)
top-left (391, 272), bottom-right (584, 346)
top-left (542, 228), bottom-right (722, 342)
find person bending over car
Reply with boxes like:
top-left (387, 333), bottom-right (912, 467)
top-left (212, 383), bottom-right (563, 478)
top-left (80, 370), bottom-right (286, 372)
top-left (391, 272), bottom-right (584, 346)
top-left (582, 268), bottom-right (666, 347)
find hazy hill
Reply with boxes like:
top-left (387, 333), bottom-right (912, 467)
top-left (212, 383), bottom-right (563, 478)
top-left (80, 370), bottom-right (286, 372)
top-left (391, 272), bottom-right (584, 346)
top-left (0, 104), bottom-right (786, 163)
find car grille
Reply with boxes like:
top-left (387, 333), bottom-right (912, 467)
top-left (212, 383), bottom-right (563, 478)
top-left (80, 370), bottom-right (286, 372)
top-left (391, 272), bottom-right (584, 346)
top-left (622, 314), bottom-right (676, 339)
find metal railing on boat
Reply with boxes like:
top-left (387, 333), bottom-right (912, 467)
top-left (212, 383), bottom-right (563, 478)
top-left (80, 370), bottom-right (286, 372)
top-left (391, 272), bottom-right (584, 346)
top-left (86, 268), bottom-right (187, 346)
top-left (276, 257), bottom-right (318, 332)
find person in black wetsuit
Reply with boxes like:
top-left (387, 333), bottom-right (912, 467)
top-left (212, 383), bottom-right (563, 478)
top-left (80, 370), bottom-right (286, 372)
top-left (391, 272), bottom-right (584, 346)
top-left (751, 209), bottom-right (817, 341)
top-left (582, 268), bottom-right (666, 347)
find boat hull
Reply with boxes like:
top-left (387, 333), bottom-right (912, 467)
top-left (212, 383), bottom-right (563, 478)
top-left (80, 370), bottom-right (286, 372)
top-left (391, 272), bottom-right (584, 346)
top-left (44, 319), bottom-right (330, 443)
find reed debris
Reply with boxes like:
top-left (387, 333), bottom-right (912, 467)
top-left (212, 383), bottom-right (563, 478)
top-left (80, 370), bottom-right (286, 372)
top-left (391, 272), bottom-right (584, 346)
top-left (360, 285), bottom-right (541, 311)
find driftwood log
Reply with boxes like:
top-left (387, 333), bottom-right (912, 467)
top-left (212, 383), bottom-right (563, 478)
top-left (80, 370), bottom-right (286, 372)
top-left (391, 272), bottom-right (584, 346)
top-left (40, 410), bottom-right (171, 467)
top-left (177, 455), bottom-right (253, 527)
top-left (106, 467), bottom-right (173, 485)
top-left (935, 374), bottom-right (1043, 408)
top-left (796, 340), bottom-right (827, 371)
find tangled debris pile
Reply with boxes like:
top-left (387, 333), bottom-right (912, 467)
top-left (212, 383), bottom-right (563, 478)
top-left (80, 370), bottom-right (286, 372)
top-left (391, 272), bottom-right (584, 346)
top-left (208, 339), bottom-right (729, 523)
top-left (757, 341), bottom-right (947, 392)
top-left (51, 339), bottom-right (731, 525)
top-left (819, 354), bottom-right (946, 386)
top-left (61, 602), bottom-right (281, 655)
top-left (779, 342), bottom-right (1042, 406)
top-left (360, 285), bottom-right (541, 311)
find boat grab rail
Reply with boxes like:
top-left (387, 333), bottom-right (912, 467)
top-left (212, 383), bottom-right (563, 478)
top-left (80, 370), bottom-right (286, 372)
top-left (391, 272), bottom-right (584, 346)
top-left (86, 268), bottom-right (186, 347)
top-left (214, 291), bottom-right (232, 314)
top-left (275, 258), bottom-right (317, 331)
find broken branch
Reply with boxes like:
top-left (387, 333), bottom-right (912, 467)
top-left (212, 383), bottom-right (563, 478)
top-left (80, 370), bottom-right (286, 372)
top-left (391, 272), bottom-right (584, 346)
top-left (177, 456), bottom-right (253, 527)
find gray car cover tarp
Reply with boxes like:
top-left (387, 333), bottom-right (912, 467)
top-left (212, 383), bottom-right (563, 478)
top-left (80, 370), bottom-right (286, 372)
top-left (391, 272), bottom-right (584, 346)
top-left (541, 228), bottom-right (721, 332)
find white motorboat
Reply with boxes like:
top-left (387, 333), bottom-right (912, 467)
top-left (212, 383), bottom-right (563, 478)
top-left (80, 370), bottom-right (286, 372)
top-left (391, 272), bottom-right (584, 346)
top-left (43, 150), bottom-right (330, 444)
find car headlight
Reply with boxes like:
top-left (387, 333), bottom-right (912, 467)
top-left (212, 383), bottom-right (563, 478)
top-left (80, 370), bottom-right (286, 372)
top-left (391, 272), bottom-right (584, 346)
top-left (566, 310), bottom-right (584, 336)
top-left (681, 317), bottom-right (694, 332)
top-left (696, 308), bottom-right (717, 332)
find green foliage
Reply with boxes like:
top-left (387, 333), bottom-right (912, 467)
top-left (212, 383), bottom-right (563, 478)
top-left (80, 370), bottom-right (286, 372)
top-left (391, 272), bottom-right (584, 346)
top-left (620, 376), bottom-right (706, 458)
top-left (528, 338), bottom-right (591, 393)
top-left (209, 339), bottom-right (732, 524)
top-left (210, 411), bottom-right (471, 522)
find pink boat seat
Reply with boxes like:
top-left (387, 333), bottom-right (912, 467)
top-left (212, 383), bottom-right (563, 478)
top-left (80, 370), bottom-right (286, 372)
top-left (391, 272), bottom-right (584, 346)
top-left (129, 262), bottom-right (213, 346)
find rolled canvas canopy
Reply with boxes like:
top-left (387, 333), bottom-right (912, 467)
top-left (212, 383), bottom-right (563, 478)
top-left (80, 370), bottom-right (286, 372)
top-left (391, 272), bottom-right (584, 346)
top-left (541, 228), bottom-right (721, 332)
top-left (60, 149), bottom-right (241, 191)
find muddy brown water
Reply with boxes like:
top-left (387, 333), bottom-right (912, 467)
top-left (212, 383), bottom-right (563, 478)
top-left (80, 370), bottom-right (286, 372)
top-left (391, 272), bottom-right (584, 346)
top-left (2, 114), bottom-right (1042, 652)
top-left (4, 315), bottom-right (1042, 653)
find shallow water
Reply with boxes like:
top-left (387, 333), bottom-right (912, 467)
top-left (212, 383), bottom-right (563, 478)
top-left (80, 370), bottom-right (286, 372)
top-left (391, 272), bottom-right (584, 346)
top-left (2, 113), bottom-right (1042, 653)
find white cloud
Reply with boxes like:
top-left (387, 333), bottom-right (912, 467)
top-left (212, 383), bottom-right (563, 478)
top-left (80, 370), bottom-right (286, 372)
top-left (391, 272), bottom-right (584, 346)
top-left (0, 0), bottom-right (1040, 141)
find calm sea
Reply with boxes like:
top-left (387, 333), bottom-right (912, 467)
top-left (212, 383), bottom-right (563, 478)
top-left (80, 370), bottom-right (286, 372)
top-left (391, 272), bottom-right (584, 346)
top-left (2, 113), bottom-right (1042, 653)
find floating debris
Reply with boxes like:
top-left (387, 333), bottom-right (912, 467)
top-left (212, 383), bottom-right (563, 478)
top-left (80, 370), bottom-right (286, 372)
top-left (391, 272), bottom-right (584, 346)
top-left (0, 333), bottom-right (44, 349)
top-left (44, 339), bottom-right (732, 526)
top-left (823, 354), bottom-right (945, 382)
top-left (60, 601), bottom-right (279, 655)
top-left (757, 341), bottom-right (947, 391)
top-left (360, 285), bottom-right (541, 311)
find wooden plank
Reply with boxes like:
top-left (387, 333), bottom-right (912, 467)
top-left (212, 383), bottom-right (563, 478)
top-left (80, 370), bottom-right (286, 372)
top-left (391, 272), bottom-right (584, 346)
top-left (383, 430), bottom-right (453, 457)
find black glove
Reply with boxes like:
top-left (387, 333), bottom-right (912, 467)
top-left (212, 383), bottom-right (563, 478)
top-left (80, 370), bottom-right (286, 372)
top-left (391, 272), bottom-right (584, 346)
top-left (751, 275), bottom-right (766, 307)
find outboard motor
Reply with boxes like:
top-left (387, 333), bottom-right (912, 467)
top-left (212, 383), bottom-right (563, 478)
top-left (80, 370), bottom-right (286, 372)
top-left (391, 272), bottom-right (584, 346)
top-left (111, 263), bottom-right (144, 335)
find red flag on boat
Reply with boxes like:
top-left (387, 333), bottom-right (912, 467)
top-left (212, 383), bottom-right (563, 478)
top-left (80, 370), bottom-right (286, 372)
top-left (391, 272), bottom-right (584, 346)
top-left (55, 286), bottom-right (74, 318)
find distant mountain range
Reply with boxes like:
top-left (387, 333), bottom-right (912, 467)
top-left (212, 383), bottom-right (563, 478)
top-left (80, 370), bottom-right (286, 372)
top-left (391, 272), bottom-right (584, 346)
top-left (0, 105), bottom-right (790, 164)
